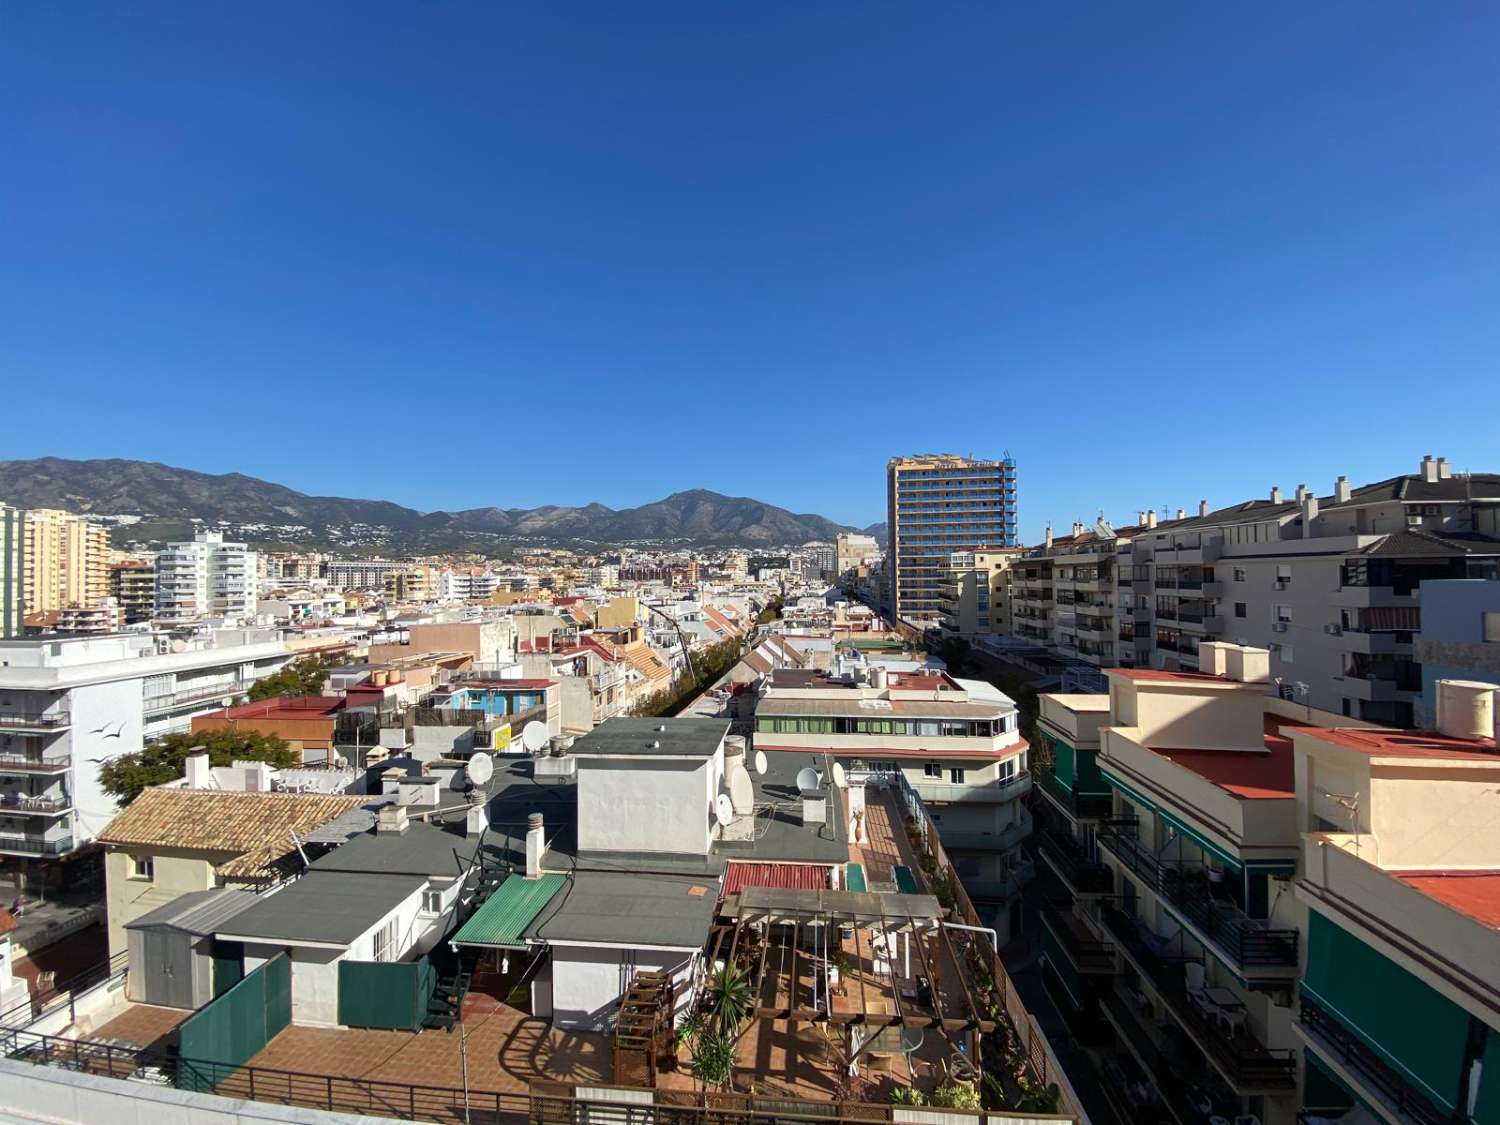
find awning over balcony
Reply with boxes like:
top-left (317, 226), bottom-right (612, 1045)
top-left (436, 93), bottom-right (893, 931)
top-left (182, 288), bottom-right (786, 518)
top-left (1101, 767), bottom-right (1244, 872)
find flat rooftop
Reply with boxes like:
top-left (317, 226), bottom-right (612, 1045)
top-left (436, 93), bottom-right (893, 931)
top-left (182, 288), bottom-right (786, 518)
top-left (219, 872), bottom-right (427, 946)
top-left (567, 716), bottom-right (728, 758)
top-left (1297, 725), bottom-right (1499, 762)
top-left (1393, 871), bottom-right (1500, 931)
top-left (1148, 715), bottom-right (1305, 801)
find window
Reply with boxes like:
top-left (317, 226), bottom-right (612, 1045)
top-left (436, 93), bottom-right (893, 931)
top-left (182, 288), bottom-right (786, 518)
top-left (948, 768), bottom-right (967, 785)
top-left (1485, 613), bottom-right (1500, 643)
top-left (1276, 564), bottom-right (1292, 583)
top-left (1233, 602), bottom-right (1247, 618)
top-left (372, 917), bottom-right (400, 962)
top-left (1233, 568), bottom-right (1247, 582)
top-left (1277, 646), bottom-right (1295, 663)
top-left (997, 758), bottom-right (1015, 781)
top-left (924, 762), bottom-right (943, 778)
top-left (1274, 605), bottom-right (1293, 622)
top-left (422, 889), bottom-right (444, 914)
top-left (1341, 698), bottom-right (1352, 717)
top-left (130, 855), bottom-right (154, 881)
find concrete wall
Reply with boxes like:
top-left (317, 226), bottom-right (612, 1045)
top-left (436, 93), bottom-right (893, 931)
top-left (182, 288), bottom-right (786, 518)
top-left (575, 758), bottom-right (713, 855)
top-left (105, 848), bottom-right (223, 957)
top-left (548, 942), bottom-right (693, 1031)
top-left (69, 678), bottom-right (146, 847)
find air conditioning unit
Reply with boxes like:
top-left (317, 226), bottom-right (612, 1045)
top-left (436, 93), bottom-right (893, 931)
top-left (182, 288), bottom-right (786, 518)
top-left (1272, 622), bottom-right (1289, 633)
top-left (1324, 623), bottom-right (1343, 635)
top-left (1273, 580), bottom-right (1288, 591)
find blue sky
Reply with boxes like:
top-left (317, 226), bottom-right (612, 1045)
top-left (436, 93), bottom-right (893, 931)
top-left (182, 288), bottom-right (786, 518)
top-left (3, 4), bottom-right (1497, 537)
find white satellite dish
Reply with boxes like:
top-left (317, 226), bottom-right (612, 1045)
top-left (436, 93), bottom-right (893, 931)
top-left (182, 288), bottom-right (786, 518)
top-left (795, 766), bottom-right (820, 793)
top-left (831, 762), bottom-right (847, 789)
top-left (521, 721), bottom-right (549, 754)
top-left (753, 750), bottom-right (768, 776)
top-left (466, 752), bottom-right (494, 786)
top-left (714, 793), bottom-right (734, 827)
top-left (729, 769), bottom-right (755, 814)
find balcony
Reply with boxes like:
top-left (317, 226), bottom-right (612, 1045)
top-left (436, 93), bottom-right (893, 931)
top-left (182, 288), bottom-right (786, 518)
top-left (0, 711), bottom-right (71, 732)
top-left (1042, 905), bottom-right (1117, 973)
top-left (1100, 828), bottom-right (1299, 971)
top-left (1297, 992), bottom-right (1447, 1125)
top-left (1099, 907), bottom-right (1297, 1093)
top-left (1037, 829), bottom-right (1113, 894)
top-left (1037, 769), bottom-right (1113, 820)
top-left (937, 819), bottom-right (1030, 852)
top-left (143, 683), bottom-right (249, 714)
top-left (913, 772), bottom-right (1031, 805)
top-left (0, 754), bottom-right (70, 774)
top-left (0, 835), bottom-right (75, 856)
top-left (0, 796), bottom-right (71, 816)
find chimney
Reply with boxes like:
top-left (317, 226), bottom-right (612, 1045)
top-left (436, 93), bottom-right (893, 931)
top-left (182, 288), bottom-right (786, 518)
top-left (1198, 642), bottom-right (1231, 677)
top-left (1224, 646), bottom-right (1270, 684)
top-left (800, 786), bottom-right (827, 827)
top-left (1438, 457), bottom-right (1452, 480)
top-left (525, 811), bottom-right (546, 878)
top-left (1175, 508), bottom-right (1185, 521)
top-left (1295, 484), bottom-right (1308, 503)
top-left (376, 804), bottom-right (410, 835)
top-left (1435, 680), bottom-right (1496, 741)
top-left (1270, 485), bottom-right (1283, 504)
top-left (184, 751), bottom-right (212, 789)
top-left (1044, 524), bottom-right (1053, 549)
top-left (1421, 454), bottom-right (1439, 483)
top-left (1146, 510), bottom-right (1157, 529)
top-left (1334, 475), bottom-right (1352, 503)
top-left (1137, 511), bottom-right (1147, 526)
top-left (466, 802), bottom-right (488, 835)
top-left (1198, 499), bottom-right (1209, 518)
top-left (1301, 491), bottom-right (1320, 538)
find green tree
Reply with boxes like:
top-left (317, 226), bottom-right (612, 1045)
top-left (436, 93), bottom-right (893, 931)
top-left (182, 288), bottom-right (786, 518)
top-left (247, 653), bottom-right (347, 701)
top-left (99, 729), bottom-right (298, 805)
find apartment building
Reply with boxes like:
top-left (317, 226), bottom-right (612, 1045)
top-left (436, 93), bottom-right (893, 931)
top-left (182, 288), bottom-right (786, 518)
top-left (937, 548), bottom-right (1021, 639)
top-left (383, 565), bottom-right (438, 602)
top-left (0, 630), bottom-right (295, 888)
top-left (323, 559), bottom-right (403, 589)
top-left (0, 504), bottom-right (22, 640)
top-left (886, 454), bottom-right (1018, 625)
top-left (440, 567), bottom-right (501, 601)
top-left (834, 532), bottom-right (881, 580)
top-left (23, 509), bottom-right (110, 614)
top-left (752, 664), bottom-right (1034, 938)
top-left (155, 532), bottom-right (259, 623)
top-left (1036, 645), bottom-right (1500, 1125)
top-left (1411, 578), bottom-right (1500, 727)
top-left (108, 560), bottom-right (156, 625)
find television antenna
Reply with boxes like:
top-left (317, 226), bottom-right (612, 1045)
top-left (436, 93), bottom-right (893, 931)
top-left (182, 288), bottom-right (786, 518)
top-left (714, 793), bottom-right (734, 827)
top-left (795, 766), bottom-right (821, 793)
top-left (466, 752), bottom-right (494, 787)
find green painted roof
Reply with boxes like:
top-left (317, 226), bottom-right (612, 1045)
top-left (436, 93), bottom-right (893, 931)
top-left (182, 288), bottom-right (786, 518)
top-left (893, 865), bottom-right (920, 895)
top-left (452, 873), bottom-right (566, 948)
top-left (845, 862), bottom-right (867, 893)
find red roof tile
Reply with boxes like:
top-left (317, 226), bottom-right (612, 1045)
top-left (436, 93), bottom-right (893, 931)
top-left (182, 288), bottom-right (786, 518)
top-left (1298, 726), bottom-right (1499, 761)
top-left (723, 862), bottom-right (830, 895)
top-left (1394, 872), bottom-right (1500, 930)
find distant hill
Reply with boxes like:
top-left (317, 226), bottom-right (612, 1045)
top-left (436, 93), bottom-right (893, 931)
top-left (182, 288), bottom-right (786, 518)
top-left (0, 458), bottom-right (856, 552)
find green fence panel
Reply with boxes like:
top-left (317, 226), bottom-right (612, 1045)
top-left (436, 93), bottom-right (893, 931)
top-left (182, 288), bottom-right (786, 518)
top-left (337, 956), bottom-right (435, 1031)
top-left (177, 952), bottom-right (291, 1093)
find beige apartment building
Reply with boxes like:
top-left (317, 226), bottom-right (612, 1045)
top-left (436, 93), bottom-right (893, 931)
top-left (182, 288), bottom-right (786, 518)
top-left (22, 508), bottom-right (110, 613)
top-left (937, 548), bottom-right (1021, 639)
top-left (1035, 644), bottom-right (1500, 1125)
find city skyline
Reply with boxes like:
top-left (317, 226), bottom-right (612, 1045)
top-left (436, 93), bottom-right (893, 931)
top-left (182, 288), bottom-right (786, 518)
top-left (6, 4), bottom-right (1499, 533)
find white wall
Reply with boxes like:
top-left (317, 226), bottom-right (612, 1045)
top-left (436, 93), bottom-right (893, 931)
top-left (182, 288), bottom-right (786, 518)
top-left (575, 759), bottom-right (713, 855)
top-left (69, 678), bottom-right (145, 846)
top-left (548, 942), bottom-right (694, 1031)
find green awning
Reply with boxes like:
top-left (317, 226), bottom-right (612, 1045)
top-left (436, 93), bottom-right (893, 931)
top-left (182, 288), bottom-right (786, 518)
top-left (845, 862), bottom-right (867, 893)
top-left (1100, 768), bottom-right (1156, 814)
top-left (893, 865), bottom-right (920, 895)
top-left (1157, 809), bottom-right (1243, 873)
top-left (452, 873), bottom-right (566, 949)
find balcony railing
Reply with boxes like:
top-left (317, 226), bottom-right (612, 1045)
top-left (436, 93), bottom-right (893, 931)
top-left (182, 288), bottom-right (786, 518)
top-left (1100, 906), bottom-right (1297, 1093)
top-left (937, 819), bottom-right (1030, 852)
top-left (1037, 769), bottom-right (1114, 820)
top-left (1037, 829), bottom-right (1113, 893)
top-left (0, 755), bottom-right (70, 774)
top-left (1099, 828), bottom-right (1298, 969)
top-left (143, 684), bottom-right (248, 713)
top-left (0, 711), bottom-right (71, 731)
top-left (0, 797), bottom-right (71, 816)
top-left (912, 771), bottom-right (1032, 805)
top-left (0, 835), bottom-right (76, 856)
top-left (1042, 904), bottom-right (1117, 973)
top-left (1297, 991), bottom-right (1447, 1125)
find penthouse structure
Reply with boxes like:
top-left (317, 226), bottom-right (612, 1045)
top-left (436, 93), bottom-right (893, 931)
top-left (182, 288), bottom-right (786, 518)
top-left (886, 454), bottom-right (1017, 625)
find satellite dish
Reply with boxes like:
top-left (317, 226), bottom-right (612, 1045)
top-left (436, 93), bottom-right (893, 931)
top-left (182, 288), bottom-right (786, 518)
top-left (795, 766), bottom-right (820, 794)
top-left (521, 721), bottom-right (549, 754)
top-left (753, 750), bottom-right (768, 776)
top-left (729, 769), bottom-right (754, 814)
top-left (714, 793), bottom-right (734, 827)
top-left (466, 752), bottom-right (494, 786)
top-left (831, 762), bottom-right (847, 789)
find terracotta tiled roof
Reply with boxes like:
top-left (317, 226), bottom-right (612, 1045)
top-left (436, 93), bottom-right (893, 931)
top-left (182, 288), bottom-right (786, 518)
top-left (98, 789), bottom-right (365, 883)
top-left (0, 908), bottom-right (16, 937)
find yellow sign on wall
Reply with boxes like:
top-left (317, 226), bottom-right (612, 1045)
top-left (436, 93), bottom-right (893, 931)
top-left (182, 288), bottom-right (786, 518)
top-left (492, 724), bottom-right (512, 751)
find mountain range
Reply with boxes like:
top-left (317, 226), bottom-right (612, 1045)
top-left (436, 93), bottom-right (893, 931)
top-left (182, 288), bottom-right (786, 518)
top-left (0, 458), bottom-right (882, 553)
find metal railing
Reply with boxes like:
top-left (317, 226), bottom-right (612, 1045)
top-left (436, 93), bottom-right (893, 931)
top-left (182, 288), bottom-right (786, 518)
top-left (1041, 904), bottom-right (1116, 973)
top-left (0, 835), bottom-right (75, 856)
top-left (0, 754), bottom-right (70, 773)
top-left (1296, 992), bottom-right (1446, 1125)
top-left (0, 711), bottom-right (71, 731)
top-left (1037, 829), bottom-right (1113, 893)
top-left (911, 771), bottom-right (1031, 805)
top-left (1036, 770), bottom-right (1113, 820)
top-left (0, 948), bottom-right (125, 1028)
top-left (143, 683), bottom-right (247, 713)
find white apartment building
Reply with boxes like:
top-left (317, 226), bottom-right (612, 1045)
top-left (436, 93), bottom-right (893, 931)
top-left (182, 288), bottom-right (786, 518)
top-left (752, 664), bottom-right (1033, 937)
top-left (0, 630), bottom-right (295, 887)
top-left (440, 568), bottom-right (501, 602)
top-left (155, 531), bottom-right (259, 623)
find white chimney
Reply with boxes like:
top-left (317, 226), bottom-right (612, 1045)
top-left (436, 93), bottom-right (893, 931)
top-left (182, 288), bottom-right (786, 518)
top-left (1044, 524), bottom-right (1054, 549)
top-left (525, 811), bottom-right (546, 878)
top-left (869, 665), bottom-right (889, 689)
top-left (1294, 484), bottom-right (1308, 503)
top-left (1270, 485), bottom-right (1283, 504)
top-left (800, 788), bottom-right (826, 826)
top-left (1198, 500), bottom-right (1209, 518)
top-left (184, 752), bottom-right (212, 789)
top-left (376, 804), bottom-right (410, 835)
top-left (1146, 510), bottom-right (1158, 529)
top-left (1199, 642), bottom-right (1230, 677)
top-left (1438, 457), bottom-right (1452, 480)
top-left (466, 802), bottom-right (488, 835)
top-left (1175, 508), bottom-right (1185, 521)
top-left (1334, 476), bottom-right (1352, 503)
top-left (1224, 646), bottom-right (1270, 684)
top-left (1137, 511), bottom-right (1147, 526)
top-left (1421, 454), bottom-right (1439, 483)
top-left (1435, 680), bottom-right (1496, 741)
top-left (1301, 492), bottom-right (1320, 538)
